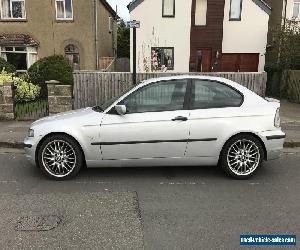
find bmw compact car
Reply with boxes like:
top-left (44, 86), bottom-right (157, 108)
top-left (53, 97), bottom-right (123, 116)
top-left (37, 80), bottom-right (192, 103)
top-left (24, 76), bottom-right (285, 180)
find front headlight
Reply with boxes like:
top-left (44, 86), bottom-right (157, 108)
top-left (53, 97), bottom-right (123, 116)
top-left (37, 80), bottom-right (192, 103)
top-left (274, 108), bottom-right (281, 128)
top-left (28, 129), bottom-right (34, 137)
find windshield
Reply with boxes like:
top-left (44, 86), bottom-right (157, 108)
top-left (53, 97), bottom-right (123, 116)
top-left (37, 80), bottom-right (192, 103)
top-left (96, 84), bottom-right (138, 111)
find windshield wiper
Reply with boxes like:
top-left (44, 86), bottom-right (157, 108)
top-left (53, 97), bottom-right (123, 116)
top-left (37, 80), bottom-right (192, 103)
top-left (92, 105), bottom-right (104, 112)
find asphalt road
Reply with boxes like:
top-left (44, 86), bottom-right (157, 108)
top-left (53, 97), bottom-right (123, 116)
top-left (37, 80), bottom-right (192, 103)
top-left (0, 148), bottom-right (299, 250)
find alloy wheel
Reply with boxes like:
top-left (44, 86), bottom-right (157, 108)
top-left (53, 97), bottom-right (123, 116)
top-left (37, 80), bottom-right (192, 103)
top-left (226, 139), bottom-right (260, 176)
top-left (42, 140), bottom-right (77, 178)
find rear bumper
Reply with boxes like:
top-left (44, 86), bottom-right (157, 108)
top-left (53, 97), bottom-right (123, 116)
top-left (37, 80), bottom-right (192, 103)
top-left (259, 130), bottom-right (285, 160)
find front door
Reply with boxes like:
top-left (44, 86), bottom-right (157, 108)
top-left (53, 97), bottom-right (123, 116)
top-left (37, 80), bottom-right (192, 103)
top-left (196, 49), bottom-right (212, 72)
top-left (100, 79), bottom-right (190, 160)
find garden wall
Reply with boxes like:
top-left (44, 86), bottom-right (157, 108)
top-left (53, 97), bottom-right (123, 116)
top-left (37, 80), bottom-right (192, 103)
top-left (0, 82), bottom-right (14, 120)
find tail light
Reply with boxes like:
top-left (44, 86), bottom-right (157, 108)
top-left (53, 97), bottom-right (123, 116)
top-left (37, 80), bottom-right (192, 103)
top-left (274, 108), bottom-right (280, 128)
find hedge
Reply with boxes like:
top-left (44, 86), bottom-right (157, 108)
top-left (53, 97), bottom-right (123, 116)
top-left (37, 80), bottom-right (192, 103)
top-left (28, 55), bottom-right (73, 85)
top-left (0, 58), bottom-right (16, 73)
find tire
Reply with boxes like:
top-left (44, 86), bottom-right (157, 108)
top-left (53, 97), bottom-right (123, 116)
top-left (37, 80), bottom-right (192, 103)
top-left (37, 134), bottom-right (84, 180)
top-left (219, 134), bottom-right (264, 180)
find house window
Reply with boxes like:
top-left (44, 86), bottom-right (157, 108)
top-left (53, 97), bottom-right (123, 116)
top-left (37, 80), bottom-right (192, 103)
top-left (151, 47), bottom-right (174, 71)
top-left (293, 0), bottom-right (300, 19)
top-left (229, 0), bottom-right (242, 21)
top-left (0, 46), bottom-right (37, 71)
top-left (65, 44), bottom-right (80, 70)
top-left (55, 0), bottom-right (73, 20)
top-left (162, 0), bottom-right (175, 17)
top-left (109, 16), bottom-right (113, 33)
top-left (195, 0), bottom-right (207, 26)
top-left (0, 0), bottom-right (26, 19)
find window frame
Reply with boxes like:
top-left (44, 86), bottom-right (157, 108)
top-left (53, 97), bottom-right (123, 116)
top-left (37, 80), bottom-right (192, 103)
top-left (189, 79), bottom-right (244, 110)
top-left (229, 0), bottom-right (243, 21)
top-left (55, 0), bottom-right (73, 21)
top-left (108, 16), bottom-right (113, 33)
top-left (64, 44), bottom-right (80, 70)
top-left (0, 45), bottom-right (38, 71)
top-left (162, 0), bottom-right (175, 18)
top-left (151, 47), bottom-right (175, 71)
top-left (292, 0), bottom-right (300, 19)
top-left (114, 79), bottom-right (190, 114)
top-left (194, 0), bottom-right (208, 26)
top-left (0, 0), bottom-right (26, 20)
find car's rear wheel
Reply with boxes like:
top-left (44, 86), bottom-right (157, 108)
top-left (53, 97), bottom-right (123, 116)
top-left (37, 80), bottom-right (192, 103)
top-left (37, 134), bottom-right (83, 180)
top-left (220, 134), bottom-right (264, 179)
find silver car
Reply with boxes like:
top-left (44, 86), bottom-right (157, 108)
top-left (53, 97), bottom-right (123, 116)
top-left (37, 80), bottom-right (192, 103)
top-left (24, 76), bottom-right (285, 180)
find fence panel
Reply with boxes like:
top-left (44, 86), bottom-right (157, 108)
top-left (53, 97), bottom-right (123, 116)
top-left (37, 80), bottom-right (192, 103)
top-left (73, 71), bottom-right (267, 109)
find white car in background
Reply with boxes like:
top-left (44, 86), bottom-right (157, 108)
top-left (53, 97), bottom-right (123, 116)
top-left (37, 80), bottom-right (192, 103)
top-left (24, 76), bottom-right (285, 180)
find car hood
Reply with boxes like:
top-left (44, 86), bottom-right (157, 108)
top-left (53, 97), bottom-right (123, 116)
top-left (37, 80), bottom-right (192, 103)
top-left (32, 107), bottom-right (103, 127)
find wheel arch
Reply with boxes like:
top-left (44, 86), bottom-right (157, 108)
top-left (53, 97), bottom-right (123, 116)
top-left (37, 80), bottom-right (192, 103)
top-left (220, 132), bottom-right (267, 161)
top-left (35, 132), bottom-right (86, 168)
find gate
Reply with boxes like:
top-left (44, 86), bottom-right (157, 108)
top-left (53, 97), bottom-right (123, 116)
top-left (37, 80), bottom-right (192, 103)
top-left (13, 85), bottom-right (49, 121)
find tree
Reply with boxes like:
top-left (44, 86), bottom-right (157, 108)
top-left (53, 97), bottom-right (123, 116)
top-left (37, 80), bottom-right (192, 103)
top-left (117, 20), bottom-right (130, 58)
top-left (265, 19), bottom-right (300, 98)
top-left (267, 19), bottom-right (300, 70)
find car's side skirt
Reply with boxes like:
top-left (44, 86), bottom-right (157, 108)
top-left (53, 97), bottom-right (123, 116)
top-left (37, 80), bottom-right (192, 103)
top-left (86, 156), bottom-right (219, 168)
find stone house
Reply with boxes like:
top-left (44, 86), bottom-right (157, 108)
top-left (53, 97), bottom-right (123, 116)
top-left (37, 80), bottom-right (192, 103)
top-left (0, 0), bottom-right (117, 71)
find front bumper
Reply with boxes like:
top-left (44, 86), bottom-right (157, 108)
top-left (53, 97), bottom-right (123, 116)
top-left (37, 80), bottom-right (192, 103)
top-left (259, 130), bottom-right (285, 160)
top-left (24, 136), bottom-right (41, 166)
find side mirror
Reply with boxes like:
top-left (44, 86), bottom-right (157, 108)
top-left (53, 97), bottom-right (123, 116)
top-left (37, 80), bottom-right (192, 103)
top-left (115, 105), bottom-right (127, 115)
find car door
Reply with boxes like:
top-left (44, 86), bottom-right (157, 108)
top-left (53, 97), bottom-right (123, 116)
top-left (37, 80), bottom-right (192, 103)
top-left (186, 79), bottom-right (244, 158)
top-left (99, 79), bottom-right (190, 160)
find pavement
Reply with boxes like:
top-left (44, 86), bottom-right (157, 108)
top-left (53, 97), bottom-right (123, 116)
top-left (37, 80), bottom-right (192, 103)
top-left (0, 99), bottom-right (299, 148)
top-left (0, 148), bottom-right (299, 249)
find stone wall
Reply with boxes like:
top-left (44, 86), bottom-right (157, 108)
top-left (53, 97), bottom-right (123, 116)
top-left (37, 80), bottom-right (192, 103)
top-left (0, 82), bottom-right (15, 120)
top-left (47, 81), bottom-right (73, 114)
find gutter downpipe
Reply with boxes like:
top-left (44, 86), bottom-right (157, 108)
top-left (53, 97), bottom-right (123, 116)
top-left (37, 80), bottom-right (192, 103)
top-left (94, 0), bottom-right (99, 70)
top-left (283, 0), bottom-right (287, 27)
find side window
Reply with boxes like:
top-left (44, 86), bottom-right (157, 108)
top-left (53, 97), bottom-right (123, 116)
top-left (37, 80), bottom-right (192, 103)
top-left (121, 80), bottom-right (187, 114)
top-left (56, 0), bottom-right (73, 20)
top-left (192, 80), bottom-right (243, 109)
top-left (162, 0), bottom-right (175, 17)
top-left (229, 0), bottom-right (242, 21)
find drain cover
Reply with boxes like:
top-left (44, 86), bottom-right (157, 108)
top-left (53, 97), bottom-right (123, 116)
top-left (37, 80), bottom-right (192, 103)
top-left (15, 215), bottom-right (62, 231)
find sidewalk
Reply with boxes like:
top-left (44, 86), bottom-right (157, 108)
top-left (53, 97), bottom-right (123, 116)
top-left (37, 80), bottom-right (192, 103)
top-left (280, 100), bottom-right (300, 147)
top-left (0, 100), bottom-right (299, 148)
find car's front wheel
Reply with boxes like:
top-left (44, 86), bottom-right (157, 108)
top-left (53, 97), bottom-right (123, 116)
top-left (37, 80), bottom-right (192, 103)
top-left (37, 134), bottom-right (84, 180)
top-left (220, 134), bottom-right (264, 179)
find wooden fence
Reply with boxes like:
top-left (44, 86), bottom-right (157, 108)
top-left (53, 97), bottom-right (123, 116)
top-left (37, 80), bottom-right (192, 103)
top-left (73, 71), bottom-right (267, 109)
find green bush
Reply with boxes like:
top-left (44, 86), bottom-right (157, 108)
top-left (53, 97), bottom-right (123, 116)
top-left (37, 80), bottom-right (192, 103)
top-left (28, 55), bottom-right (73, 85)
top-left (0, 58), bottom-right (16, 73)
top-left (15, 78), bottom-right (41, 102)
top-left (0, 69), bottom-right (41, 102)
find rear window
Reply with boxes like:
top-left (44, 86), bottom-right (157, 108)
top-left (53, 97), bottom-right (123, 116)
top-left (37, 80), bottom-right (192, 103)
top-left (191, 80), bottom-right (243, 109)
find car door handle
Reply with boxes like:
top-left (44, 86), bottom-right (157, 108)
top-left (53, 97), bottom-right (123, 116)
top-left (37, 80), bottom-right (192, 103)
top-left (172, 116), bottom-right (188, 121)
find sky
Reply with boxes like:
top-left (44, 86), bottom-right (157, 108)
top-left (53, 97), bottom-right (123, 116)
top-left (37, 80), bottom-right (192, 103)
top-left (106, 0), bottom-right (131, 20)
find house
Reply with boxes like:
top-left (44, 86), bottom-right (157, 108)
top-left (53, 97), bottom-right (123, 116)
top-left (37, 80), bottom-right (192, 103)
top-left (0, 0), bottom-right (117, 71)
top-left (128, 0), bottom-right (271, 73)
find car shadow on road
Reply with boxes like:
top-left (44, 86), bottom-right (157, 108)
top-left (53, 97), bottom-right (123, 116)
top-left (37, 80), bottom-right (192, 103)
top-left (78, 165), bottom-right (227, 181)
